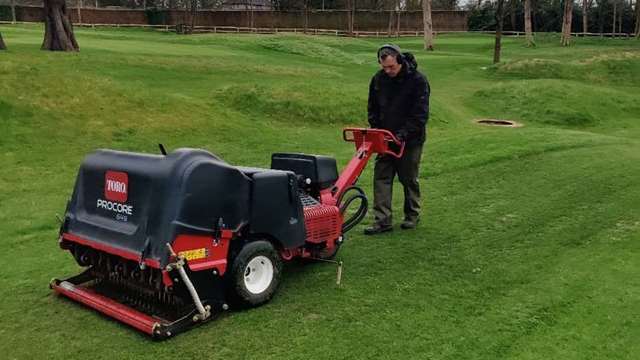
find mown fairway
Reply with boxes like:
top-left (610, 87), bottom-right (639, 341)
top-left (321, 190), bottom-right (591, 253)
top-left (1, 25), bottom-right (639, 359)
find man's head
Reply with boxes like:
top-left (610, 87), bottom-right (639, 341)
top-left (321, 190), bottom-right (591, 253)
top-left (377, 44), bottom-right (403, 78)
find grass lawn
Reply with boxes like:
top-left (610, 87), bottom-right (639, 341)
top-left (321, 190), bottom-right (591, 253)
top-left (1, 24), bottom-right (639, 359)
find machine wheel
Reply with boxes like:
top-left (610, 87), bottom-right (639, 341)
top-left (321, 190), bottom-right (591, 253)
top-left (228, 240), bottom-right (282, 308)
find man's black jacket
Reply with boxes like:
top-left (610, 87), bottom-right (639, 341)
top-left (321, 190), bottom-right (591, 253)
top-left (367, 56), bottom-right (430, 146)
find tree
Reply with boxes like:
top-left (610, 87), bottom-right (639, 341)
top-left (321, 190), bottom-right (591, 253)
top-left (560, 0), bottom-right (574, 46)
top-left (304, 0), bottom-right (309, 33)
top-left (396, 0), bottom-right (401, 36)
top-left (509, 0), bottom-right (517, 30)
top-left (524, 0), bottom-right (535, 45)
top-left (595, 0), bottom-right (606, 33)
top-left (387, 0), bottom-right (394, 36)
top-left (176, 0), bottom-right (198, 34)
top-left (244, 0), bottom-right (253, 29)
top-left (612, 0), bottom-right (617, 36)
top-left (0, 32), bottom-right (6, 50)
top-left (77, 0), bottom-right (83, 24)
top-left (582, 0), bottom-right (594, 34)
top-left (42, 0), bottom-right (79, 51)
top-left (11, 0), bottom-right (17, 23)
top-left (617, 0), bottom-right (622, 33)
top-left (346, 0), bottom-right (355, 35)
top-left (635, 0), bottom-right (640, 37)
top-left (494, 0), bottom-right (505, 63)
top-left (423, 0), bottom-right (434, 50)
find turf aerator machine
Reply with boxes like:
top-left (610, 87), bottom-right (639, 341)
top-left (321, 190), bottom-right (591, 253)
top-left (51, 128), bottom-right (404, 338)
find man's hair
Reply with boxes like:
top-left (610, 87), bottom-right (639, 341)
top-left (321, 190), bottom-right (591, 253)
top-left (379, 47), bottom-right (400, 63)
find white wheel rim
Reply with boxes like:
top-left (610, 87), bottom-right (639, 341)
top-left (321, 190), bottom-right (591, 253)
top-left (243, 255), bottom-right (274, 295)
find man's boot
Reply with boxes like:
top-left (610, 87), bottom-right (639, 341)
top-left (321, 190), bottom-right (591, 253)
top-left (400, 218), bottom-right (419, 230)
top-left (364, 223), bottom-right (393, 235)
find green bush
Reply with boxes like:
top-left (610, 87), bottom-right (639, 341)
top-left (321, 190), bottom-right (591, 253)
top-left (0, 6), bottom-right (12, 21)
top-left (145, 8), bottom-right (167, 25)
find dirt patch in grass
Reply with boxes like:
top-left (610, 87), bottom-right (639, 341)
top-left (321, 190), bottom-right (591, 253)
top-left (475, 119), bottom-right (523, 127)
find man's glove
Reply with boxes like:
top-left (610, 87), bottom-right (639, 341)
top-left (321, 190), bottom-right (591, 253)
top-left (394, 129), bottom-right (408, 142)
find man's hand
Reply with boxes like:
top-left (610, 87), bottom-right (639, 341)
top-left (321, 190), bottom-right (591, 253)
top-left (394, 129), bottom-right (408, 142)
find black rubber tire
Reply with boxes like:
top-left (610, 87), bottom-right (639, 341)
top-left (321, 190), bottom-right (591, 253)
top-left (228, 240), bottom-right (282, 308)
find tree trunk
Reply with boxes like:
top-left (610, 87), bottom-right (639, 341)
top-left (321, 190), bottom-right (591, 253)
top-left (531, 0), bottom-right (537, 31)
top-left (0, 32), bottom-right (6, 50)
top-left (177, 0), bottom-right (195, 34)
top-left (525, 0), bottom-right (534, 45)
top-left (561, 0), bottom-right (574, 46)
top-left (618, 4), bottom-right (622, 34)
top-left (190, 0), bottom-right (197, 32)
top-left (635, 0), bottom-right (640, 37)
top-left (597, 0), bottom-right (604, 33)
top-left (304, 0), bottom-right (309, 34)
top-left (582, 0), bottom-right (588, 34)
top-left (422, 0), bottom-right (434, 50)
top-left (352, 0), bottom-right (357, 35)
top-left (612, 0), bottom-right (616, 37)
top-left (346, 0), bottom-right (354, 35)
top-left (510, 0), bottom-right (517, 30)
top-left (387, 9), bottom-right (394, 36)
top-left (494, 0), bottom-right (505, 63)
top-left (396, 0), bottom-right (401, 37)
top-left (42, 0), bottom-right (79, 51)
top-left (77, 0), bottom-right (82, 24)
top-left (11, 0), bottom-right (16, 23)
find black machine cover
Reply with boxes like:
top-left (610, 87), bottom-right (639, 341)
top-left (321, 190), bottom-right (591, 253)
top-left (62, 148), bottom-right (252, 267)
top-left (271, 153), bottom-right (338, 190)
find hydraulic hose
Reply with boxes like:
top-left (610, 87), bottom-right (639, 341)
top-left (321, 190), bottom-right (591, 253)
top-left (337, 186), bottom-right (369, 233)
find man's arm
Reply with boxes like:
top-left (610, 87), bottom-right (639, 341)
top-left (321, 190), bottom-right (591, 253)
top-left (367, 76), bottom-right (380, 128)
top-left (398, 75), bottom-right (430, 139)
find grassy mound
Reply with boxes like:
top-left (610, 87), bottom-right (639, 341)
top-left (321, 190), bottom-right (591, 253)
top-left (495, 52), bottom-right (640, 85)
top-left (214, 84), bottom-right (365, 124)
top-left (258, 34), bottom-right (367, 65)
top-left (470, 79), bottom-right (640, 128)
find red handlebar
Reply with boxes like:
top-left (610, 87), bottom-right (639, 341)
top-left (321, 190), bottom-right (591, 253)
top-left (320, 128), bottom-right (406, 205)
top-left (342, 127), bottom-right (405, 158)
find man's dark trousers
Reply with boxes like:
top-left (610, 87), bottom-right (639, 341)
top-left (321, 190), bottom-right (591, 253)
top-left (372, 144), bottom-right (423, 226)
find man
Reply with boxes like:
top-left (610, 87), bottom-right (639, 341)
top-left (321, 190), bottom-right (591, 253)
top-left (364, 44), bottom-right (430, 235)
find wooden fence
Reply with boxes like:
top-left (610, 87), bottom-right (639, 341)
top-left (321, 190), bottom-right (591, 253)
top-left (0, 6), bottom-right (468, 32)
top-left (2, 20), bottom-right (634, 39)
